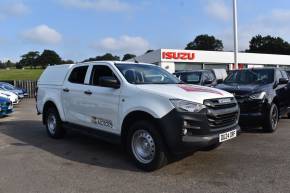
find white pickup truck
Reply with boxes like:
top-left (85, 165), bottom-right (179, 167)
top-left (36, 61), bottom-right (240, 171)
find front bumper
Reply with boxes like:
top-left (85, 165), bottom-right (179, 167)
top-left (12, 99), bottom-right (20, 105)
top-left (182, 125), bottom-right (240, 148)
top-left (158, 106), bottom-right (240, 155)
top-left (0, 107), bottom-right (13, 116)
top-left (238, 99), bottom-right (269, 124)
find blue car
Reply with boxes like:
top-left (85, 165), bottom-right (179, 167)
top-left (0, 82), bottom-right (26, 98)
top-left (0, 96), bottom-right (13, 117)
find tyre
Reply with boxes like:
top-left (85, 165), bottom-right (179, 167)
top-left (263, 103), bottom-right (279, 132)
top-left (45, 107), bottom-right (65, 139)
top-left (127, 120), bottom-right (168, 171)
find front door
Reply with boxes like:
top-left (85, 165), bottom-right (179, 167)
top-left (82, 64), bottom-right (121, 134)
top-left (275, 70), bottom-right (288, 114)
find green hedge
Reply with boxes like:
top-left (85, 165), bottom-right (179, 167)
top-left (0, 69), bottom-right (43, 80)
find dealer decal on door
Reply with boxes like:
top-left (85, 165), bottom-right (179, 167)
top-left (91, 116), bottom-right (113, 128)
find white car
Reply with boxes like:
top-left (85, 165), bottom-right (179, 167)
top-left (36, 61), bottom-right (240, 171)
top-left (0, 90), bottom-right (19, 105)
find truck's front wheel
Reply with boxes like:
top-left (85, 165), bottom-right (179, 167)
top-left (45, 107), bottom-right (65, 139)
top-left (263, 103), bottom-right (279, 132)
top-left (127, 120), bottom-right (167, 171)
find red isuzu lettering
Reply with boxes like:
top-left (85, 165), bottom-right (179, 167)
top-left (162, 51), bottom-right (195, 60)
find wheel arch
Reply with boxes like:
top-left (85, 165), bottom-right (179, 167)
top-left (120, 110), bottom-right (166, 147)
top-left (42, 100), bottom-right (63, 124)
top-left (272, 96), bottom-right (280, 115)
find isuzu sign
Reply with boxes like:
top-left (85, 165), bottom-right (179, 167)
top-left (162, 51), bottom-right (195, 61)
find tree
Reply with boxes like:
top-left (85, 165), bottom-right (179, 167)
top-left (19, 51), bottom-right (40, 68)
top-left (37, 50), bottom-right (62, 68)
top-left (61, 59), bottom-right (74, 64)
top-left (0, 60), bottom-right (6, 69)
top-left (16, 62), bottom-right (23, 69)
top-left (122, 53), bottom-right (136, 61)
top-left (246, 35), bottom-right (290, 55)
top-left (185, 34), bottom-right (223, 51)
top-left (83, 53), bottom-right (120, 62)
top-left (5, 60), bottom-right (15, 68)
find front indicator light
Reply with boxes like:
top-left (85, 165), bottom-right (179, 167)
top-left (249, 92), bottom-right (266, 100)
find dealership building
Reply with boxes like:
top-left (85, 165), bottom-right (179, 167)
top-left (131, 49), bottom-right (290, 73)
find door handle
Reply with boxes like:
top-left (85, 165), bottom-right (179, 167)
top-left (63, 88), bottom-right (70, 92)
top-left (84, 90), bottom-right (92, 95)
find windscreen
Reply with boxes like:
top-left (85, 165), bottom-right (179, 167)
top-left (181, 72), bottom-right (201, 84)
top-left (115, 63), bottom-right (181, 84)
top-left (224, 69), bottom-right (274, 84)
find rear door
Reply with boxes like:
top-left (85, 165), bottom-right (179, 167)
top-left (62, 65), bottom-right (91, 125)
top-left (82, 64), bottom-right (121, 134)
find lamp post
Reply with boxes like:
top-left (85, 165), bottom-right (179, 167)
top-left (233, 0), bottom-right (238, 69)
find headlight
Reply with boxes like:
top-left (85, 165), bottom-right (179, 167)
top-left (170, 99), bottom-right (206, 113)
top-left (249, 92), bottom-right (266, 100)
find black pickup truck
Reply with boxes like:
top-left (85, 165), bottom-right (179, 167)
top-left (216, 68), bottom-right (290, 132)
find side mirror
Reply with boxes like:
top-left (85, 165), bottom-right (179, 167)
top-left (204, 79), bottom-right (213, 85)
top-left (99, 76), bottom-right (120, 89)
top-left (278, 78), bottom-right (289, 85)
top-left (217, 79), bottom-right (223, 84)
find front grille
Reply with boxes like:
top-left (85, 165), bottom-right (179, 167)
top-left (207, 112), bottom-right (239, 128)
top-left (204, 97), bottom-right (239, 129)
top-left (204, 97), bottom-right (237, 109)
top-left (235, 95), bottom-right (248, 103)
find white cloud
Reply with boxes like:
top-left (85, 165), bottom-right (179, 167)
top-left (60, 0), bottom-right (132, 12)
top-left (22, 25), bottom-right (62, 45)
top-left (220, 9), bottom-right (290, 51)
top-left (269, 9), bottom-right (290, 23)
top-left (205, 0), bottom-right (231, 22)
top-left (0, 2), bottom-right (29, 20)
top-left (92, 35), bottom-right (150, 54)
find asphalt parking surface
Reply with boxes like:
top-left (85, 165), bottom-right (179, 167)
top-left (0, 99), bottom-right (290, 193)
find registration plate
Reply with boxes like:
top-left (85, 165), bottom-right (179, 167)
top-left (219, 130), bottom-right (237, 142)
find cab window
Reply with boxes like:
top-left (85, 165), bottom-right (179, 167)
top-left (90, 65), bottom-right (119, 86)
top-left (68, 66), bottom-right (88, 84)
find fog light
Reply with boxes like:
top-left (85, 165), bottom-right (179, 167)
top-left (182, 128), bottom-right (188, 135)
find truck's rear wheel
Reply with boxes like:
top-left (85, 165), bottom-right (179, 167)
top-left (127, 120), bottom-right (167, 171)
top-left (263, 103), bottom-right (279, 132)
top-left (45, 107), bottom-right (65, 139)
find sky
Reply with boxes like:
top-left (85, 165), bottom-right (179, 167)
top-left (1, 0), bottom-right (290, 62)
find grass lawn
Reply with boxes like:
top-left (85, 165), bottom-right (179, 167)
top-left (0, 68), bottom-right (44, 80)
